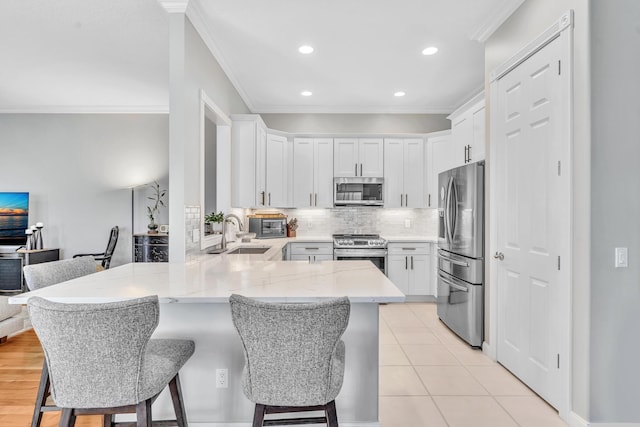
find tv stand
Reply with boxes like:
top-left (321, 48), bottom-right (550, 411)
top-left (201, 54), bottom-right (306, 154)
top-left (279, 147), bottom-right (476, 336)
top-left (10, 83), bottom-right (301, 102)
top-left (0, 248), bottom-right (59, 293)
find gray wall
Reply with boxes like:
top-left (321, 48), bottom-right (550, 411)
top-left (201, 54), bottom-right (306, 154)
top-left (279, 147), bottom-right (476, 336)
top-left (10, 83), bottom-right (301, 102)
top-left (261, 113), bottom-right (450, 134)
top-left (589, 0), bottom-right (640, 421)
top-left (0, 113), bottom-right (169, 266)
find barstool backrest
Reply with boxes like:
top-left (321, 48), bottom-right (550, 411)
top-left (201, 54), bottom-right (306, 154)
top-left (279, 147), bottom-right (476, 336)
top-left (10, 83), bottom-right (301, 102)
top-left (23, 256), bottom-right (97, 290)
top-left (230, 294), bottom-right (350, 407)
top-left (27, 295), bottom-right (159, 408)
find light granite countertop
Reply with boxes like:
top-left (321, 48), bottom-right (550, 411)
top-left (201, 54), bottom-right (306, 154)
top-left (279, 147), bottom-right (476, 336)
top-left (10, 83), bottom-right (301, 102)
top-left (10, 237), bottom-right (404, 305)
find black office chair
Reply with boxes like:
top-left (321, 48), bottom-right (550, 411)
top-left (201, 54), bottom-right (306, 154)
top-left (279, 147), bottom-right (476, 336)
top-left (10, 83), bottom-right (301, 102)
top-left (73, 226), bottom-right (119, 269)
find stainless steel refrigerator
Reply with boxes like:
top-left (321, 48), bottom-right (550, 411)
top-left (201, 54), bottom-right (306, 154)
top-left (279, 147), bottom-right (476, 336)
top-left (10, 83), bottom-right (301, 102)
top-left (437, 161), bottom-right (484, 347)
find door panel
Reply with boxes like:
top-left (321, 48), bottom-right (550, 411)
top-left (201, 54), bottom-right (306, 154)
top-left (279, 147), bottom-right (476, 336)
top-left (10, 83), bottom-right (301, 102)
top-left (495, 35), bottom-right (564, 408)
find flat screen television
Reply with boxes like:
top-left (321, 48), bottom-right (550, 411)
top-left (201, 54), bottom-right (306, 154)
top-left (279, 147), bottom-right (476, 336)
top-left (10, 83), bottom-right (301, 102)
top-left (0, 192), bottom-right (29, 246)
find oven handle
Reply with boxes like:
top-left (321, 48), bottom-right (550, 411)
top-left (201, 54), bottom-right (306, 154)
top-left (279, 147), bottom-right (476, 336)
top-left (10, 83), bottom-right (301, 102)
top-left (333, 248), bottom-right (388, 257)
top-left (438, 272), bottom-right (469, 293)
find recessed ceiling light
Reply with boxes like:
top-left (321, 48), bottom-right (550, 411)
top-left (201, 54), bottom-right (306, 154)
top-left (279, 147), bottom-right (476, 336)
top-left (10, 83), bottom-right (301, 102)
top-left (301, 91), bottom-right (313, 96)
top-left (394, 91), bottom-right (406, 97)
top-left (298, 45), bottom-right (314, 54)
top-left (422, 46), bottom-right (438, 56)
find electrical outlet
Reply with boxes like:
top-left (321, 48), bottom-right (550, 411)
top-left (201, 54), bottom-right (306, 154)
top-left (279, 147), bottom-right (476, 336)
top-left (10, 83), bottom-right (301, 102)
top-left (192, 229), bottom-right (200, 243)
top-left (215, 368), bottom-right (228, 388)
top-left (615, 247), bottom-right (628, 268)
top-left (404, 219), bottom-right (411, 228)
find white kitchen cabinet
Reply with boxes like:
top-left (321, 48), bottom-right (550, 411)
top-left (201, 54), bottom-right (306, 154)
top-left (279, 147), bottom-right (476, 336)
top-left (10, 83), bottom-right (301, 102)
top-left (293, 138), bottom-right (333, 208)
top-left (386, 242), bottom-right (432, 296)
top-left (333, 138), bottom-right (383, 177)
top-left (384, 138), bottom-right (425, 208)
top-left (447, 93), bottom-right (485, 167)
top-left (425, 130), bottom-right (452, 208)
top-left (231, 115), bottom-right (291, 208)
top-left (287, 242), bottom-right (333, 263)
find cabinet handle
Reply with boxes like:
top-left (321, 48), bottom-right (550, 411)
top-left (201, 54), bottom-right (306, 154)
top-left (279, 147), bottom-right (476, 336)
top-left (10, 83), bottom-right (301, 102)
top-left (355, 163), bottom-right (358, 176)
top-left (400, 194), bottom-right (403, 206)
top-left (315, 193), bottom-right (318, 206)
top-left (360, 163), bottom-right (363, 176)
top-left (310, 193), bottom-right (313, 206)
top-left (268, 193), bottom-right (271, 206)
top-left (405, 194), bottom-right (408, 206)
top-left (405, 256), bottom-right (408, 270)
top-left (467, 144), bottom-right (472, 162)
top-left (411, 256), bottom-right (414, 270)
top-left (305, 247), bottom-right (320, 250)
top-left (261, 191), bottom-right (265, 205)
top-left (428, 194), bottom-right (431, 207)
top-left (464, 145), bottom-right (468, 163)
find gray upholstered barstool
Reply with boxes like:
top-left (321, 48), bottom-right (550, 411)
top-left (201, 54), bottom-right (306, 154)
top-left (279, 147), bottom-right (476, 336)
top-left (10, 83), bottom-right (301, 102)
top-left (27, 295), bottom-right (194, 427)
top-left (230, 294), bottom-right (350, 427)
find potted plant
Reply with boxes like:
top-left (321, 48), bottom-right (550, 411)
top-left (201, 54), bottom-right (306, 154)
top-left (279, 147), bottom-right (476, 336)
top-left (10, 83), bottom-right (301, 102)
top-left (146, 181), bottom-right (166, 234)
top-left (205, 211), bottom-right (224, 234)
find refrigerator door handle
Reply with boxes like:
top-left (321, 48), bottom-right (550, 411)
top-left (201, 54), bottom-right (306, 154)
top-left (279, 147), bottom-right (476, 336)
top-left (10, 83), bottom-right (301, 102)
top-left (445, 176), bottom-right (454, 244)
top-left (437, 252), bottom-right (469, 267)
top-left (438, 273), bottom-right (469, 293)
top-left (450, 177), bottom-right (458, 240)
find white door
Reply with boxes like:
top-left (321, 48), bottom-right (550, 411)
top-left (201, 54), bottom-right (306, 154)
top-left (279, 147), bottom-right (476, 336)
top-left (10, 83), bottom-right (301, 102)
top-left (403, 138), bottom-right (425, 208)
top-left (293, 138), bottom-right (315, 207)
top-left (334, 138), bottom-right (358, 177)
top-left (494, 35), bottom-right (565, 409)
top-left (265, 133), bottom-right (288, 207)
top-left (314, 138), bottom-right (334, 207)
top-left (359, 138), bottom-right (384, 177)
top-left (384, 139), bottom-right (404, 208)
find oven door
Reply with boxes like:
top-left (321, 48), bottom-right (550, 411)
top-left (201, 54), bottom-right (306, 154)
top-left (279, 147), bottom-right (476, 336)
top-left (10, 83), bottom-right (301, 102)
top-left (333, 248), bottom-right (387, 275)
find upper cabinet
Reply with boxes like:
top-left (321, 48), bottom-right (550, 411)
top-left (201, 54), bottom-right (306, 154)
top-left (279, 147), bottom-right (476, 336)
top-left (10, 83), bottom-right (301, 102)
top-left (334, 138), bottom-right (384, 177)
top-left (231, 115), bottom-right (290, 208)
top-left (292, 138), bottom-right (334, 208)
top-left (384, 138), bottom-right (425, 208)
top-left (447, 93), bottom-right (486, 168)
top-left (426, 130), bottom-right (452, 208)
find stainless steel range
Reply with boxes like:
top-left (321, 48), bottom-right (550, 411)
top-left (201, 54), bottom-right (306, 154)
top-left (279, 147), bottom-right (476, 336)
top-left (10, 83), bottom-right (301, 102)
top-left (333, 234), bottom-right (387, 274)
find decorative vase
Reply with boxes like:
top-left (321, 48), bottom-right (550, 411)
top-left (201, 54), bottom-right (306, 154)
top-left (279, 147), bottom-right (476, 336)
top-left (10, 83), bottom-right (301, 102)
top-left (212, 222), bottom-right (223, 234)
top-left (148, 222), bottom-right (159, 234)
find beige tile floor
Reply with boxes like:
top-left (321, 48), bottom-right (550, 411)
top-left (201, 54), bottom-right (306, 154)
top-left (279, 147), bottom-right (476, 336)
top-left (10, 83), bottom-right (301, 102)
top-left (378, 303), bottom-right (569, 427)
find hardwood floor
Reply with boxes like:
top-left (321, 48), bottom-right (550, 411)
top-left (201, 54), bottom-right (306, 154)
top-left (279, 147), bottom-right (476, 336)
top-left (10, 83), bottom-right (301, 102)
top-left (0, 329), bottom-right (102, 427)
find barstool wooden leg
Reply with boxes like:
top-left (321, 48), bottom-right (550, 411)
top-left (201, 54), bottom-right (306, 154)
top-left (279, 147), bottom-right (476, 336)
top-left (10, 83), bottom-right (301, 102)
top-left (326, 400), bottom-right (339, 427)
top-left (102, 414), bottom-right (113, 427)
top-left (59, 408), bottom-right (75, 427)
top-left (252, 404), bottom-right (266, 427)
top-left (31, 360), bottom-right (51, 427)
top-left (168, 374), bottom-right (188, 427)
top-left (136, 399), bottom-right (152, 427)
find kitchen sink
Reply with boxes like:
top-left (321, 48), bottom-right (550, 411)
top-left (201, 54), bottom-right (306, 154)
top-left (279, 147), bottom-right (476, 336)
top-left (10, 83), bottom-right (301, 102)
top-left (226, 246), bottom-right (271, 255)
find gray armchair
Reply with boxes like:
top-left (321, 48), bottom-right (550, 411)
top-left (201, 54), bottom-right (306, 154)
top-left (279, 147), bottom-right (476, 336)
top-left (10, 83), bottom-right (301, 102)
top-left (230, 294), bottom-right (350, 427)
top-left (27, 295), bottom-right (194, 427)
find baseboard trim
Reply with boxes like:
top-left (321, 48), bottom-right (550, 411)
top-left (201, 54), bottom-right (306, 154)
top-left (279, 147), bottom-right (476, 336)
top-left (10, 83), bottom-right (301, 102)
top-left (188, 423), bottom-right (381, 427)
top-left (568, 412), bottom-right (640, 427)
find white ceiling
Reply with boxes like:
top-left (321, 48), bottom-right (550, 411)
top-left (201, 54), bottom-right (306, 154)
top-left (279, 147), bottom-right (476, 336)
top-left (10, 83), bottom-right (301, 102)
top-left (0, 0), bottom-right (524, 114)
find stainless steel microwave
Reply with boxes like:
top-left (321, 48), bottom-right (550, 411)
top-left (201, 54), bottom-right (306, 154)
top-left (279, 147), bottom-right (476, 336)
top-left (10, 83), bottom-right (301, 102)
top-left (334, 177), bottom-right (384, 206)
top-left (248, 217), bottom-right (287, 239)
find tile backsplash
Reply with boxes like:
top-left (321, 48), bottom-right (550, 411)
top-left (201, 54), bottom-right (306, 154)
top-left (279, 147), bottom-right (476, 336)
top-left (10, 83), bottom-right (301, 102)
top-left (185, 205), bottom-right (201, 261)
top-left (250, 207), bottom-right (438, 238)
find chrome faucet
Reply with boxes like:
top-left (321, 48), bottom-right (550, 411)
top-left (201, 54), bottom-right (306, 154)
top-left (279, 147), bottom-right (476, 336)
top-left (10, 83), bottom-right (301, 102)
top-left (220, 213), bottom-right (244, 251)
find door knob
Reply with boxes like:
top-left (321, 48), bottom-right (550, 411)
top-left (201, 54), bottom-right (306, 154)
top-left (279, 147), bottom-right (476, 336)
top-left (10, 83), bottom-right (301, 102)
top-left (494, 251), bottom-right (504, 260)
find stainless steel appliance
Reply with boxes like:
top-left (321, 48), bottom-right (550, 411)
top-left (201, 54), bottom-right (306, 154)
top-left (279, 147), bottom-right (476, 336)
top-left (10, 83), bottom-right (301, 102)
top-left (248, 217), bottom-right (287, 239)
top-left (334, 177), bottom-right (384, 207)
top-left (437, 161), bottom-right (484, 347)
top-left (333, 233), bottom-right (387, 274)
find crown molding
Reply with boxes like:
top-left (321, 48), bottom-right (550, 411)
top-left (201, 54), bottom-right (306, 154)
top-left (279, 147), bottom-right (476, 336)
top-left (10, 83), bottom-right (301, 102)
top-left (469, 0), bottom-right (526, 43)
top-left (252, 104), bottom-right (455, 115)
top-left (0, 105), bottom-right (170, 114)
top-left (156, 0), bottom-right (190, 14)
top-left (186, 1), bottom-right (257, 112)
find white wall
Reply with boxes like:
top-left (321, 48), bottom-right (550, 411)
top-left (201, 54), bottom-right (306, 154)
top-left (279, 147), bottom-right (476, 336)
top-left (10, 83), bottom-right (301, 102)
top-left (0, 113), bottom-right (169, 266)
top-left (589, 0), bottom-right (640, 421)
top-left (261, 113), bottom-right (450, 134)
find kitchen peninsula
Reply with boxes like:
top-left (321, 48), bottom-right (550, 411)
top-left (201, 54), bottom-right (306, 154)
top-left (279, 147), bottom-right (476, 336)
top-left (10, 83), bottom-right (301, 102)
top-left (10, 239), bottom-right (404, 426)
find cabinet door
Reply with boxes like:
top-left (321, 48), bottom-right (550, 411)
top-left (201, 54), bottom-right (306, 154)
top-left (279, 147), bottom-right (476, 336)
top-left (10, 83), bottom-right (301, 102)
top-left (451, 115), bottom-right (472, 168)
top-left (384, 138), bottom-right (404, 208)
top-left (403, 138), bottom-right (425, 208)
top-left (470, 104), bottom-right (486, 162)
top-left (314, 138), bottom-right (334, 207)
top-left (293, 138), bottom-right (315, 207)
top-left (231, 118), bottom-right (263, 208)
top-left (387, 254), bottom-right (409, 294)
top-left (334, 138), bottom-right (358, 177)
top-left (255, 125), bottom-right (268, 206)
top-left (408, 254), bottom-right (430, 295)
top-left (359, 138), bottom-right (384, 177)
top-left (427, 132), bottom-right (451, 208)
top-left (265, 133), bottom-right (288, 207)
top-left (313, 254), bottom-right (334, 262)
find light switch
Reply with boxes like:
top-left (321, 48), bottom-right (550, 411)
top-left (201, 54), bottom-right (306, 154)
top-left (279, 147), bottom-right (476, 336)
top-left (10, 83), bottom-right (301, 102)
top-left (404, 219), bottom-right (411, 228)
top-left (193, 229), bottom-right (200, 243)
top-left (615, 247), bottom-right (628, 268)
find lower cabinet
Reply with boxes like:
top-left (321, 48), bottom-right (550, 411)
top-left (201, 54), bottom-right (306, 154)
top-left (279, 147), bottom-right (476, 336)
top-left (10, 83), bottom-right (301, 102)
top-left (286, 242), bottom-right (333, 263)
top-left (134, 234), bottom-right (169, 263)
top-left (387, 242), bottom-right (432, 296)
